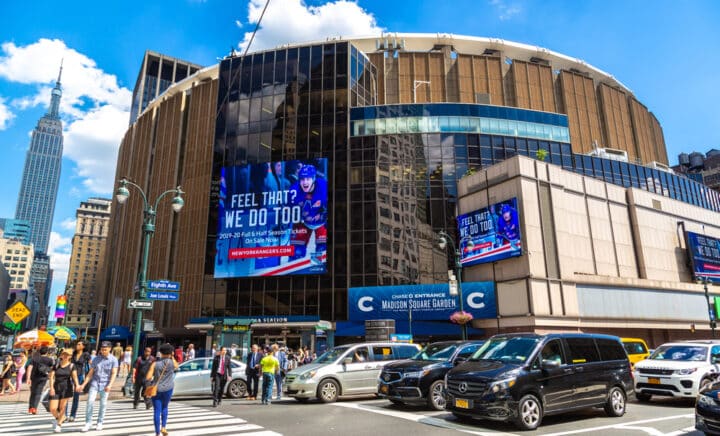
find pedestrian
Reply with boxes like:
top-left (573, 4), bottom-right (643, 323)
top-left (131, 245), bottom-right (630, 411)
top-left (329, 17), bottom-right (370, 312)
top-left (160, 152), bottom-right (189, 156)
top-left (174, 346), bottom-right (184, 364)
top-left (14, 350), bottom-right (28, 393)
top-left (77, 341), bottom-right (118, 432)
top-left (210, 346), bottom-right (232, 407)
top-left (68, 341), bottom-right (91, 422)
top-left (186, 344), bottom-right (195, 361)
top-left (274, 346), bottom-right (288, 400)
top-left (133, 347), bottom-right (155, 409)
top-left (111, 342), bottom-right (123, 364)
top-left (89, 349), bottom-right (97, 363)
top-left (260, 345), bottom-right (280, 405)
top-left (26, 345), bottom-right (54, 414)
top-left (122, 346), bottom-right (133, 377)
top-left (146, 343), bottom-right (178, 436)
top-left (245, 344), bottom-right (262, 400)
top-left (1, 354), bottom-right (17, 394)
top-left (48, 348), bottom-right (78, 433)
top-left (210, 343), bottom-right (218, 358)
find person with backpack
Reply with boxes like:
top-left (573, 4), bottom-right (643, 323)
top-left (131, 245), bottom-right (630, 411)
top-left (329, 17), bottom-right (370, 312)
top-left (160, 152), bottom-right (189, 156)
top-left (26, 346), bottom-right (55, 414)
top-left (67, 340), bottom-right (91, 422)
top-left (133, 347), bottom-right (155, 409)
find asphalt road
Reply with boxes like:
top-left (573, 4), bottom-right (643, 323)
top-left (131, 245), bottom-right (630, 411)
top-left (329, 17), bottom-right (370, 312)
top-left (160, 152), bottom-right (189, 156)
top-left (174, 395), bottom-right (705, 436)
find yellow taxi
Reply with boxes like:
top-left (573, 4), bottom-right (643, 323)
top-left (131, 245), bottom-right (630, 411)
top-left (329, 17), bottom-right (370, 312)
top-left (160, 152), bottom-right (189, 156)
top-left (621, 337), bottom-right (650, 367)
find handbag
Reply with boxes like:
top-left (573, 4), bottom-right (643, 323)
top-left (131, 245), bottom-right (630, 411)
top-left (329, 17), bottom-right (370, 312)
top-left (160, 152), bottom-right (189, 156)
top-left (145, 359), bottom-right (169, 398)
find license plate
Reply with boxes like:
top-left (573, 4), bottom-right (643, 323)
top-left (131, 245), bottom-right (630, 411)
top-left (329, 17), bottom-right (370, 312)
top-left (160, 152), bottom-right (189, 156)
top-left (380, 385), bottom-right (389, 394)
top-left (455, 398), bottom-right (469, 409)
top-left (648, 377), bottom-right (660, 384)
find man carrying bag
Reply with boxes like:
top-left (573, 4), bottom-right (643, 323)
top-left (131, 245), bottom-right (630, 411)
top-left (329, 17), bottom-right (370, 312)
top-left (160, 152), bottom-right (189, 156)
top-left (210, 346), bottom-right (232, 407)
top-left (133, 347), bottom-right (155, 409)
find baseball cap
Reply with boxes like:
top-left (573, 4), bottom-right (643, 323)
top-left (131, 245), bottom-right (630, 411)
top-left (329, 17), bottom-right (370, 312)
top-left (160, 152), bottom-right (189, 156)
top-left (60, 348), bottom-right (73, 356)
top-left (100, 341), bottom-right (112, 348)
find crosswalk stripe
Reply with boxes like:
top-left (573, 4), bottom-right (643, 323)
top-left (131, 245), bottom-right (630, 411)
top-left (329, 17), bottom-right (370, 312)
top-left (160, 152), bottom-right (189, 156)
top-left (0, 401), bottom-right (280, 436)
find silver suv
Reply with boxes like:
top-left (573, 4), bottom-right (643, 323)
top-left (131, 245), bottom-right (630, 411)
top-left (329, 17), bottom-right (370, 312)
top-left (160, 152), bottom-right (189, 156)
top-left (284, 342), bottom-right (420, 403)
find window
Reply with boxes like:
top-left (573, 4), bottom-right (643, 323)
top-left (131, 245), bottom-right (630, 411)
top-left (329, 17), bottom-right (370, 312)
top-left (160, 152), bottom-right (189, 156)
top-left (457, 344), bottom-right (482, 359)
top-left (535, 340), bottom-right (565, 367)
top-left (394, 345), bottom-right (419, 359)
top-left (351, 346), bottom-right (370, 363)
top-left (597, 339), bottom-right (627, 360)
top-left (565, 338), bottom-right (600, 363)
top-left (372, 346), bottom-right (394, 361)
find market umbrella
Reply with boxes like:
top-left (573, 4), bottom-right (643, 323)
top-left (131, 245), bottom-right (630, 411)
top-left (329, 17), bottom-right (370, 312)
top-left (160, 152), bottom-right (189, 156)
top-left (48, 325), bottom-right (77, 341)
top-left (13, 328), bottom-right (55, 349)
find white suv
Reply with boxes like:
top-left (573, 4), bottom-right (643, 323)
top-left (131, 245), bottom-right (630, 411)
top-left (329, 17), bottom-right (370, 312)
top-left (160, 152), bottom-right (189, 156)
top-left (633, 340), bottom-right (720, 401)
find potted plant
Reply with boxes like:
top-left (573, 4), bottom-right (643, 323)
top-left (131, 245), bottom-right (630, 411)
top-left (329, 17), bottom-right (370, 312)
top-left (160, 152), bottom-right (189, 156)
top-left (450, 310), bottom-right (474, 325)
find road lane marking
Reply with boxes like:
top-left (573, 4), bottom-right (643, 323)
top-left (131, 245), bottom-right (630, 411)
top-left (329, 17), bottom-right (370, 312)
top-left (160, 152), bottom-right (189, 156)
top-left (331, 401), bottom-right (519, 435)
top-left (614, 426), bottom-right (666, 435)
top-left (542, 413), bottom-right (694, 436)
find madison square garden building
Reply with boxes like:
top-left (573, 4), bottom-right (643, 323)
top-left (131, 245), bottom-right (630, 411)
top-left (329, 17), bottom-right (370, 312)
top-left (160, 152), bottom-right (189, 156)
top-left (101, 34), bottom-right (720, 350)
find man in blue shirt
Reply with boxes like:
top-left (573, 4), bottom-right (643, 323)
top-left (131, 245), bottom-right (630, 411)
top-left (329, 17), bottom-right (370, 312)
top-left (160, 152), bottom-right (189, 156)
top-left (77, 341), bottom-right (118, 432)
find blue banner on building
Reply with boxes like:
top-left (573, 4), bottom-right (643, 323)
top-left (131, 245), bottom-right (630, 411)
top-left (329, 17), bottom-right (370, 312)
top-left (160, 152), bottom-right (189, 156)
top-left (686, 231), bottom-right (720, 283)
top-left (348, 282), bottom-right (496, 321)
top-left (214, 158), bottom-right (328, 278)
top-left (456, 197), bottom-right (522, 266)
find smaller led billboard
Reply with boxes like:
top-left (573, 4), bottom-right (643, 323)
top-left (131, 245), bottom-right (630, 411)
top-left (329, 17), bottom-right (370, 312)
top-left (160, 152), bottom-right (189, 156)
top-left (55, 295), bottom-right (67, 319)
top-left (686, 231), bottom-right (720, 283)
top-left (456, 197), bottom-right (522, 266)
top-left (214, 158), bottom-right (328, 277)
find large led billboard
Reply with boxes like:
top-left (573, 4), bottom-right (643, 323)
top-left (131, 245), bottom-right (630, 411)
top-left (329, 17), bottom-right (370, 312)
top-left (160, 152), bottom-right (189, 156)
top-left (686, 231), bottom-right (720, 283)
top-left (456, 197), bottom-right (522, 266)
top-left (214, 158), bottom-right (328, 277)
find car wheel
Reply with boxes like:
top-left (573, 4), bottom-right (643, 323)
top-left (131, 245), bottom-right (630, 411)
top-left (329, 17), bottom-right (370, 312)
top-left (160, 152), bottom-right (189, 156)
top-left (226, 379), bottom-right (247, 399)
top-left (604, 386), bottom-right (626, 417)
top-left (514, 394), bottom-right (542, 431)
top-left (294, 397), bottom-right (310, 403)
top-left (635, 392), bottom-right (651, 402)
top-left (427, 380), bottom-right (446, 411)
top-left (318, 379), bottom-right (340, 403)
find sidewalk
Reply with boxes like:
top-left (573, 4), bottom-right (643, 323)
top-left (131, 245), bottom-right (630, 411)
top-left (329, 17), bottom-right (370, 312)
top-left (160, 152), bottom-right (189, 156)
top-left (0, 373), bottom-right (130, 404)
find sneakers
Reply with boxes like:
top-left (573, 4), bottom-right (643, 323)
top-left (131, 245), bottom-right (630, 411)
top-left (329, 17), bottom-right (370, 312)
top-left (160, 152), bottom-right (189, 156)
top-left (96, 423), bottom-right (103, 431)
top-left (81, 423), bottom-right (91, 433)
top-left (68, 416), bottom-right (75, 422)
top-left (54, 424), bottom-right (62, 433)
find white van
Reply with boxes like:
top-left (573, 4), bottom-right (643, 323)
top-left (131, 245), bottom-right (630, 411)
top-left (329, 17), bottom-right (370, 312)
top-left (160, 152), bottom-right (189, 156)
top-left (284, 342), bottom-right (420, 403)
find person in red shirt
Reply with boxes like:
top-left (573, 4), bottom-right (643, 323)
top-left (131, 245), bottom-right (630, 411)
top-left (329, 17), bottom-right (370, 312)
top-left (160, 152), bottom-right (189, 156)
top-left (174, 346), bottom-right (184, 364)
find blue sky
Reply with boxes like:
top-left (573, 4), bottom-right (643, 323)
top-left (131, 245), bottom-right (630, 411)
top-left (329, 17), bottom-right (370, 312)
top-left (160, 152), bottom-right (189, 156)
top-left (1, 0), bottom-right (719, 317)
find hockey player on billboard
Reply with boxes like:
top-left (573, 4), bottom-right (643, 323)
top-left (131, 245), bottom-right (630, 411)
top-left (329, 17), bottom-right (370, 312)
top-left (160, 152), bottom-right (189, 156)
top-left (289, 164), bottom-right (327, 265)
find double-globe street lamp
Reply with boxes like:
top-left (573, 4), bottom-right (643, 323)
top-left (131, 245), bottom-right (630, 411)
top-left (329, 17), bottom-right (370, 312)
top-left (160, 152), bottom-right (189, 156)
top-left (437, 230), bottom-right (474, 340)
top-left (115, 178), bottom-right (184, 361)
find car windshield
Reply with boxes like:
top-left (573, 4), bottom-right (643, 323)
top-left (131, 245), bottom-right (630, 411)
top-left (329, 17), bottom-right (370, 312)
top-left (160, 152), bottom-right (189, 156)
top-left (413, 343), bottom-right (459, 361)
top-left (649, 345), bottom-right (707, 361)
top-left (314, 346), bottom-right (350, 364)
top-left (471, 336), bottom-right (540, 364)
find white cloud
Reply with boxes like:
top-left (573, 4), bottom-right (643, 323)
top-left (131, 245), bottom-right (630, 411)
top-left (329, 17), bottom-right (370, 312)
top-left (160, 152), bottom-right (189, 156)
top-left (47, 231), bottom-right (72, 289)
top-left (60, 218), bottom-right (77, 231)
top-left (0, 96), bottom-right (14, 129)
top-left (0, 38), bottom-right (131, 194)
top-left (64, 104), bottom-right (128, 193)
top-left (238, 0), bottom-right (383, 52)
top-left (489, 0), bottom-right (522, 21)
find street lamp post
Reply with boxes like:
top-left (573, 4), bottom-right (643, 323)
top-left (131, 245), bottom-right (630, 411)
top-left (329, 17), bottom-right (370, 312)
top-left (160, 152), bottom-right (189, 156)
top-left (115, 178), bottom-right (184, 362)
top-left (437, 230), bottom-right (472, 340)
top-left (700, 276), bottom-right (717, 338)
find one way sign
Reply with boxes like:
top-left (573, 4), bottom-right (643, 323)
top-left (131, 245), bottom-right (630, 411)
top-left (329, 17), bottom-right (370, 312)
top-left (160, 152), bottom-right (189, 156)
top-left (127, 299), bottom-right (154, 310)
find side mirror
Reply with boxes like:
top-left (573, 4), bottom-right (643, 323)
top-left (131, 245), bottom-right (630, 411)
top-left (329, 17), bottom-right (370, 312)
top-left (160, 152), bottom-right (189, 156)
top-left (712, 354), bottom-right (720, 364)
top-left (343, 357), bottom-right (352, 366)
top-left (541, 359), bottom-right (561, 369)
top-left (453, 357), bottom-right (467, 366)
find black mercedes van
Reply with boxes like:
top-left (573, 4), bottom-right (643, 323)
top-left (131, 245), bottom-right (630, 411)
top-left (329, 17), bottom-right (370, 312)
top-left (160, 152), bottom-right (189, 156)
top-left (445, 333), bottom-right (633, 431)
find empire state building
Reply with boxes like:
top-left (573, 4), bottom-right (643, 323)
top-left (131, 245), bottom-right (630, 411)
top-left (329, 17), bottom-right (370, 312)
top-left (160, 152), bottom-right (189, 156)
top-left (15, 64), bottom-right (65, 254)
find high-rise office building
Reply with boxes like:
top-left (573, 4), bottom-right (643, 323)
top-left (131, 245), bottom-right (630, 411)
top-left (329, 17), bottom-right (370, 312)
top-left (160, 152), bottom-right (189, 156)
top-left (0, 233), bottom-right (34, 290)
top-left (128, 50), bottom-right (203, 124)
top-left (15, 64), bottom-right (65, 255)
top-left (67, 198), bottom-right (111, 315)
top-left (0, 218), bottom-right (31, 245)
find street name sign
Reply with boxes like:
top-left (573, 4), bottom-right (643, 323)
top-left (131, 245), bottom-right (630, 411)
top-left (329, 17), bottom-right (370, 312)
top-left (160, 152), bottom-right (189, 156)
top-left (5, 301), bottom-right (31, 324)
top-left (147, 291), bottom-right (179, 301)
top-left (127, 299), bottom-right (154, 310)
top-left (148, 280), bottom-right (180, 291)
